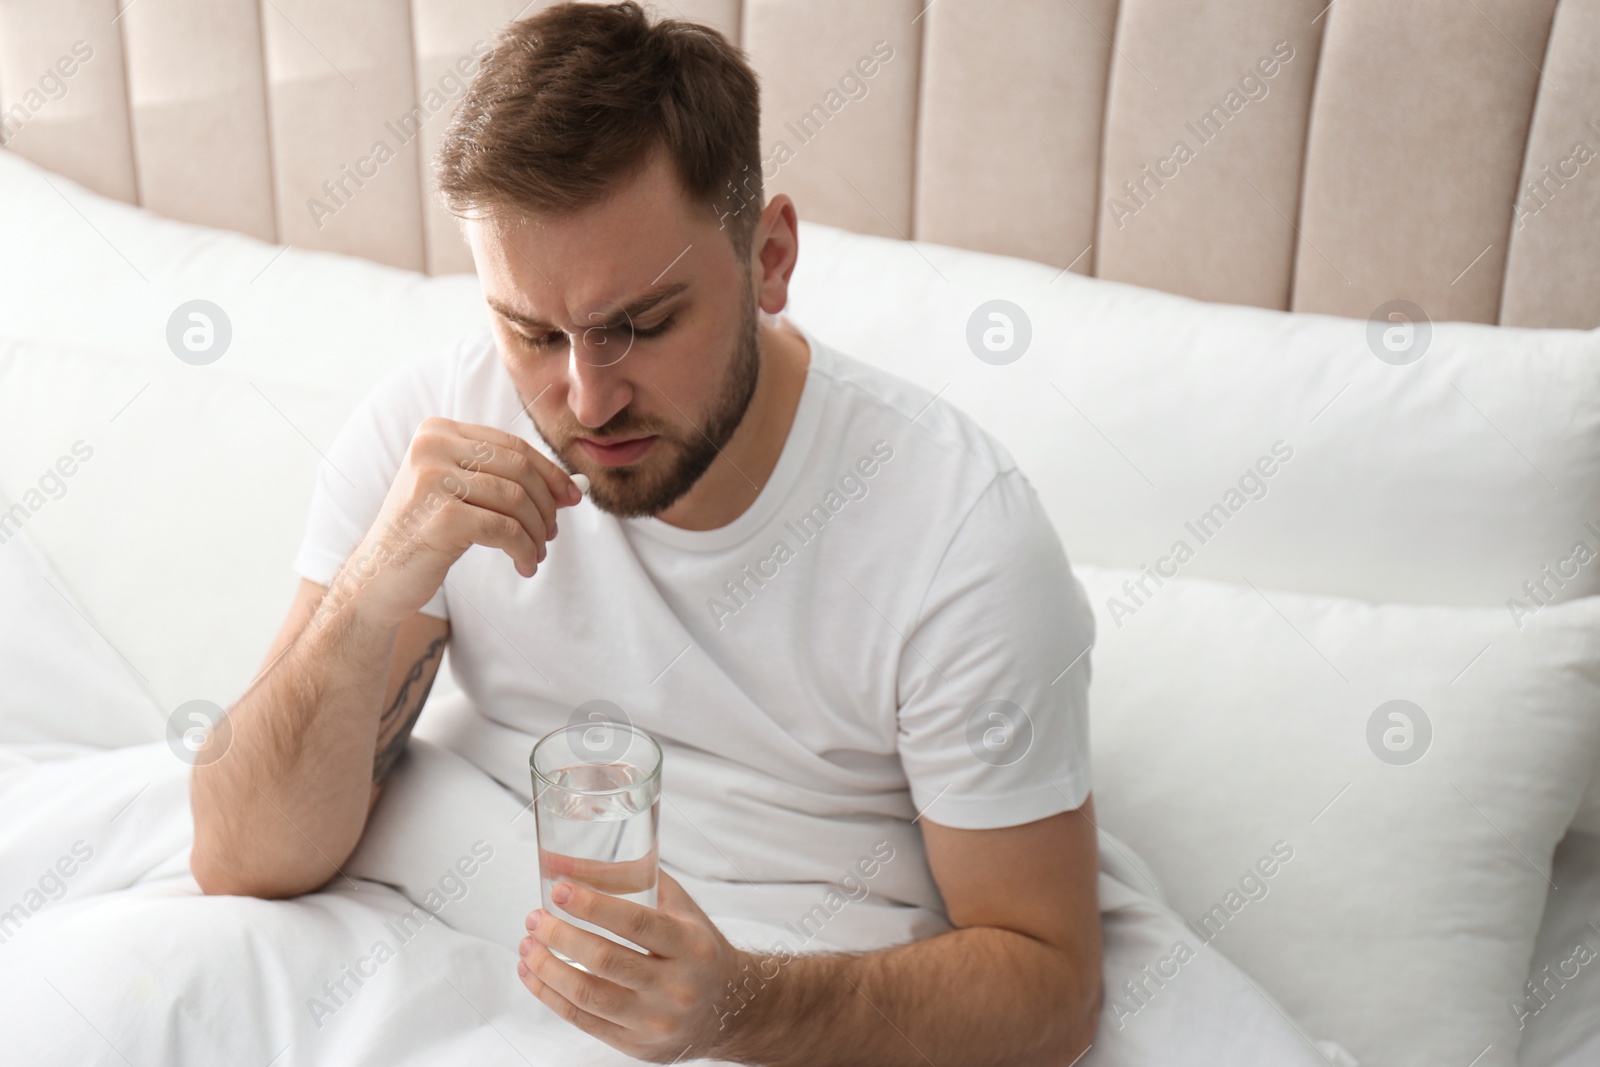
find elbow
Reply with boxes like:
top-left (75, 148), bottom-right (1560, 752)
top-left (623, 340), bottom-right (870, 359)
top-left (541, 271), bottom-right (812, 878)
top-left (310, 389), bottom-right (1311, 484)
top-left (190, 844), bottom-right (326, 900)
top-left (189, 835), bottom-right (269, 898)
top-left (189, 787), bottom-right (238, 896)
top-left (189, 779), bottom-right (265, 898)
top-left (189, 769), bottom-right (241, 896)
top-left (189, 812), bottom-right (338, 899)
top-left (189, 793), bottom-right (330, 901)
top-left (191, 850), bottom-right (251, 898)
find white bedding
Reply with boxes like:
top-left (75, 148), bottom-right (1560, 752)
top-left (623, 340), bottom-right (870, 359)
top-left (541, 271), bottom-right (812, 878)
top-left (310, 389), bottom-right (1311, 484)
top-left (0, 733), bottom-right (1355, 1066)
top-left (0, 515), bottom-right (1352, 1066)
top-left (7, 476), bottom-right (1591, 1067)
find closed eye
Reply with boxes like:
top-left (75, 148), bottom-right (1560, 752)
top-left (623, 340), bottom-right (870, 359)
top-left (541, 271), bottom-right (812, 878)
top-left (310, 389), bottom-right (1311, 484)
top-left (511, 328), bottom-right (567, 350)
top-left (633, 315), bottom-right (674, 339)
top-left (511, 314), bottom-right (674, 350)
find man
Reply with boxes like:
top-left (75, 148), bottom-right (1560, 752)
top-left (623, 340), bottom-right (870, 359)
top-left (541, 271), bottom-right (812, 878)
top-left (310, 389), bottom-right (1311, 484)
top-left (189, 3), bottom-right (1102, 1063)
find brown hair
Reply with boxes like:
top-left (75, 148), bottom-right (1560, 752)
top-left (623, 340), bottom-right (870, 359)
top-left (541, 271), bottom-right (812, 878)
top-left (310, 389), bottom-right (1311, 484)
top-left (435, 1), bottom-right (764, 251)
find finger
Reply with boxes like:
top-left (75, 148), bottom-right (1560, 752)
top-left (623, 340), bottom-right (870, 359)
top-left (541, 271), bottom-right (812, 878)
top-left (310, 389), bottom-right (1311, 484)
top-left (539, 846), bottom-right (657, 894)
top-left (426, 430), bottom-right (561, 548)
top-left (441, 467), bottom-right (551, 568)
top-left (529, 909), bottom-right (655, 991)
top-left (408, 424), bottom-right (558, 557)
top-left (411, 419), bottom-right (568, 546)
top-left (517, 949), bottom-right (635, 1044)
top-left (439, 418), bottom-right (582, 510)
top-left (428, 493), bottom-right (542, 577)
top-left (551, 879), bottom-right (685, 958)
top-left (520, 938), bottom-right (635, 1027)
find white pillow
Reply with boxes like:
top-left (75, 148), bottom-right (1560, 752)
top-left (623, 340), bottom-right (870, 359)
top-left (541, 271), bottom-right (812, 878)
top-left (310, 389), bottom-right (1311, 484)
top-left (0, 499), bottom-right (162, 748)
top-left (1073, 562), bottom-right (1600, 1066)
top-left (0, 149), bottom-right (482, 710)
top-left (0, 150), bottom-right (482, 391)
top-left (784, 222), bottom-right (1600, 611)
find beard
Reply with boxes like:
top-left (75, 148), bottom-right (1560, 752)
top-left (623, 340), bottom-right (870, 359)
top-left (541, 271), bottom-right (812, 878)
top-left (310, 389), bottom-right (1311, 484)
top-left (526, 285), bottom-right (762, 520)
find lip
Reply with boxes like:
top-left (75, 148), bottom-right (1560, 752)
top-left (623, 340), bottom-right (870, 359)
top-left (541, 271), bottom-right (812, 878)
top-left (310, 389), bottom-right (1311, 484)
top-left (576, 435), bottom-right (657, 467)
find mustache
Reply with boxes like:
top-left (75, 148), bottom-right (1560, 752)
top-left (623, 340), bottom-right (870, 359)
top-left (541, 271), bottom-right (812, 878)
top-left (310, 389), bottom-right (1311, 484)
top-left (559, 417), bottom-right (664, 442)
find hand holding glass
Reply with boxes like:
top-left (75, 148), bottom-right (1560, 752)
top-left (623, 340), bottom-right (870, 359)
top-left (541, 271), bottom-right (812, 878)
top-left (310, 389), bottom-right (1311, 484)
top-left (530, 721), bottom-right (662, 971)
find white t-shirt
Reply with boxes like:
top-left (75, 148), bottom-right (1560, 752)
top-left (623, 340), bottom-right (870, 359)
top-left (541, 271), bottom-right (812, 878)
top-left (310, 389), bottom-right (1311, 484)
top-left (293, 319), bottom-right (1094, 950)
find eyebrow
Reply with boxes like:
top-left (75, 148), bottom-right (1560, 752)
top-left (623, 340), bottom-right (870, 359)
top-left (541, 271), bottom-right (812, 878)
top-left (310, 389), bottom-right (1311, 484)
top-left (488, 281), bottom-right (690, 334)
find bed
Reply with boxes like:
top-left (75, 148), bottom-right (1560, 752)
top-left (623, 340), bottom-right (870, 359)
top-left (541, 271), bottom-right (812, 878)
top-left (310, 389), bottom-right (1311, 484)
top-left (1, 2), bottom-right (1597, 1064)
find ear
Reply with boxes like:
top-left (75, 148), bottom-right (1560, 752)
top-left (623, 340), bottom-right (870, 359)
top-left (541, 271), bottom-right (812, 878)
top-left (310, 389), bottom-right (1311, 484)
top-left (751, 193), bottom-right (800, 317)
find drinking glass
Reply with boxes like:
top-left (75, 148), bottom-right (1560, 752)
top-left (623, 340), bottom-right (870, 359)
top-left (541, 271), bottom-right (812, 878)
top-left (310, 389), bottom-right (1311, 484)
top-left (530, 720), bottom-right (662, 970)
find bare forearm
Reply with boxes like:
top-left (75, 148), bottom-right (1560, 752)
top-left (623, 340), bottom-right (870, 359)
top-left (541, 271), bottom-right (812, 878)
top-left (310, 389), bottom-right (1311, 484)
top-left (190, 580), bottom-right (398, 897)
top-left (716, 927), bottom-right (1100, 1067)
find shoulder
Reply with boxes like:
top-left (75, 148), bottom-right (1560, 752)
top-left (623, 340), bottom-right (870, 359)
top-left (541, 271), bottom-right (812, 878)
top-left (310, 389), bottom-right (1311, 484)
top-left (808, 335), bottom-right (1029, 542)
top-left (809, 336), bottom-right (1020, 503)
top-left (353, 327), bottom-right (504, 438)
top-left (802, 332), bottom-right (1073, 622)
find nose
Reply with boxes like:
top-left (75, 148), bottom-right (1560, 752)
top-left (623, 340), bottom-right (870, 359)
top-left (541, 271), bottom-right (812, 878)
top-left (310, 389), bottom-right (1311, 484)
top-left (564, 338), bottom-right (633, 430)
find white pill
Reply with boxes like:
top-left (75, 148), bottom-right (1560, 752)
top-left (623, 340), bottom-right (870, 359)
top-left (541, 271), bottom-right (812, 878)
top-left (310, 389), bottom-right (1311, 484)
top-left (571, 473), bottom-right (591, 497)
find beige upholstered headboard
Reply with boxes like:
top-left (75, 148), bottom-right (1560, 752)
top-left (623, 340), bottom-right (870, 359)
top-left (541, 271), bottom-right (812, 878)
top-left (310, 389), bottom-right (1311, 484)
top-left (2, 0), bottom-right (1596, 328)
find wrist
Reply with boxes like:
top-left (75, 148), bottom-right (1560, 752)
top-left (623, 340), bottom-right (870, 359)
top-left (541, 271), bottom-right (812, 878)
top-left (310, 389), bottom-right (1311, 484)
top-left (707, 947), bottom-right (790, 1064)
top-left (307, 557), bottom-right (403, 649)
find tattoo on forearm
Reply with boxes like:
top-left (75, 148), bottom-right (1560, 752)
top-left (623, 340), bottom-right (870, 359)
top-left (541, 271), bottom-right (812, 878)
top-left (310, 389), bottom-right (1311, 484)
top-left (372, 635), bottom-right (448, 784)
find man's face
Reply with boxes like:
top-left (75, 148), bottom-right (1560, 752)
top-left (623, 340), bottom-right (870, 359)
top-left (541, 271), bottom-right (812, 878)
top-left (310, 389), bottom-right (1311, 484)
top-left (466, 151), bottom-right (761, 519)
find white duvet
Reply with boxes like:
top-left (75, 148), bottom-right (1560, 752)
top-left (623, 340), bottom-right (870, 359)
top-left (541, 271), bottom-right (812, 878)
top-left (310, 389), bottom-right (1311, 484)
top-left (0, 730), bottom-right (1357, 1066)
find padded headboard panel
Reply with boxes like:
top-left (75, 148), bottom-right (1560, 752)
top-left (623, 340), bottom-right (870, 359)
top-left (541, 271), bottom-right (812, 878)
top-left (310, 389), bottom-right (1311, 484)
top-left (1, 0), bottom-right (1596, 327)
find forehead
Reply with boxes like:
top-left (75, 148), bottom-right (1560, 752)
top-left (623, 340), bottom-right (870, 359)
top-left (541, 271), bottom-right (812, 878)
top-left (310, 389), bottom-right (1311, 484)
top-left (467, 150), bottom-right (732, 323)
